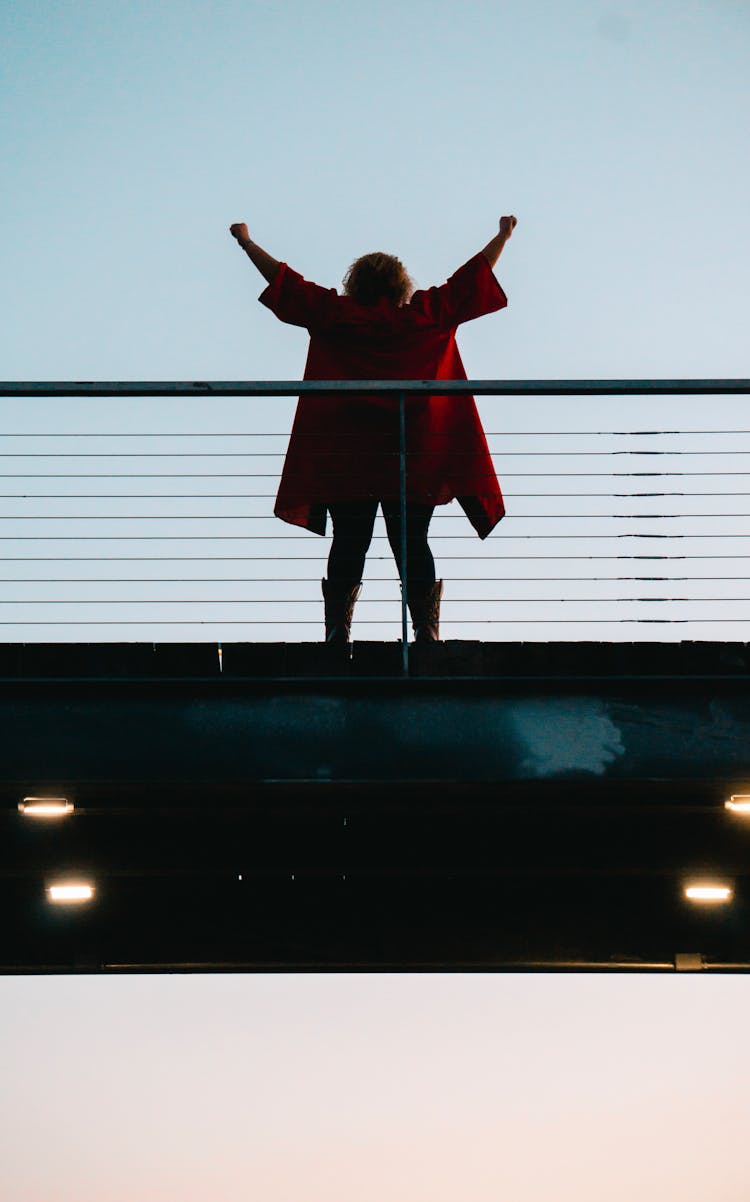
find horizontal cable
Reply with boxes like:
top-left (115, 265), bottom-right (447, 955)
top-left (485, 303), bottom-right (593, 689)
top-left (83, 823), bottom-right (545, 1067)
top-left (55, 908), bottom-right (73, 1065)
top-left (3, 597), bottom-right (750, 604)
top-left (2, 553), bottom-right (750, 561)
top-left (2, 534), bottom-right (750, 541)
top-left (6, 512), bottom-right (750, 520)
top-left (4, 491), bottom-right (750, 499)
top-left (7, 471), bottom-right (750, 479)
top-left (6, 428), bottom-right (750, 437)
top-left (4, 450), bottom-right (750, 458)
top-left (4, 492), bottom-right (750, 500)
top-left (0, 618), bottom-right (747, 625)
top-left (2, 575), bottom-right (750, 583)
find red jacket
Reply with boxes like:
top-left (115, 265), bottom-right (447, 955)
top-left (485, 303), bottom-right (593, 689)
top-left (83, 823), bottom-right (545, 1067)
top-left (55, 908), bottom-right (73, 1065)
top-left (260, 253), bottom-right (507, 538)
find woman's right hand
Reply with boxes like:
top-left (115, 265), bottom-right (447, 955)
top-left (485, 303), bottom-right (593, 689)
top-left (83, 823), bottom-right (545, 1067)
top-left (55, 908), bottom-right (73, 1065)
top-left (499, 215), bottom-right (517, 239)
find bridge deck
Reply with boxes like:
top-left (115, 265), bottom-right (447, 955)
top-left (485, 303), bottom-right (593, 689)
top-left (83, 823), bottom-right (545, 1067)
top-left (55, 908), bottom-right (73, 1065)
top-left (3, 641), bottom-right (750, 972)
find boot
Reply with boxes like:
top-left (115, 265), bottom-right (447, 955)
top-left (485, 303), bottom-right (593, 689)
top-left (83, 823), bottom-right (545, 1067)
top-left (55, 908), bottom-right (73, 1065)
top-left (407, 579), bottom-right (444, 643)
top-left (322, 579), bottom-right (362, 644)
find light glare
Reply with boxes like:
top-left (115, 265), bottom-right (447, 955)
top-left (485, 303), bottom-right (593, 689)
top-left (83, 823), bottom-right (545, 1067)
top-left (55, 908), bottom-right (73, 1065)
top-left (47, 883), bottom-right (94, 903)
top-left (684, 883), bottom-right (733, 903)
top-left (725, 795), bottom-right (750, 814)
top-left (19, 797), bottom-right (74, 817)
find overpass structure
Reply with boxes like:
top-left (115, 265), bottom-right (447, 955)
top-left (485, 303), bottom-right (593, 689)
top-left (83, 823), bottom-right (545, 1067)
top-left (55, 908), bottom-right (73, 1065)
top-left (3, 639), bottom-right (750, 973)
top-left (3, 378), bottom-right (750, 972)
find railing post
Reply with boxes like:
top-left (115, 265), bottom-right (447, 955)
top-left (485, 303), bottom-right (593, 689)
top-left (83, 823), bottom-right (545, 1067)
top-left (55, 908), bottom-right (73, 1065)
top-left (399, 391), bottom-right (409, 676)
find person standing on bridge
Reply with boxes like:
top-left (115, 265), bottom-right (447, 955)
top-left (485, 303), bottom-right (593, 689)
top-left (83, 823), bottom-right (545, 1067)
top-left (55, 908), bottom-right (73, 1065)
top-left (230, 215), bottom-right (517, 644)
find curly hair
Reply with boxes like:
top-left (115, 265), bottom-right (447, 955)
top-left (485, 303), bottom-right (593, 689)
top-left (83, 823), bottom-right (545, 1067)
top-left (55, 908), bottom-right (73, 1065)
top-left (342, 252), bottom-right (414, 306)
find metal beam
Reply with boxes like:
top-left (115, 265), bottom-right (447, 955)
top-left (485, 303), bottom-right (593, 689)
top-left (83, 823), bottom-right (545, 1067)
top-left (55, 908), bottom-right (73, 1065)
top-left (1, 379), bottom-right (750, 397)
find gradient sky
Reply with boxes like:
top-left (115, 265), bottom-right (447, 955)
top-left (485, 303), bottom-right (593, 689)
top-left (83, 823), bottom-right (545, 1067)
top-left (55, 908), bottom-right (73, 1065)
top-left (2, 7), bottom-right (750, 1199)
top-left (1, 0), bottom-right (750, 642)
top-left (2, 0), bottom-right (749, 381)
top-left (3, 971), bottom-right (750, 1202)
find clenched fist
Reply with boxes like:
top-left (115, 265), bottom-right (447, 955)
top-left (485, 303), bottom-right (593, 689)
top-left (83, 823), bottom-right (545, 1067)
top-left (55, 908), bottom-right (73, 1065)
top-left (230, 223), bottom-right (250, 243)
top-left (499, 215), bottom-right (517, 239)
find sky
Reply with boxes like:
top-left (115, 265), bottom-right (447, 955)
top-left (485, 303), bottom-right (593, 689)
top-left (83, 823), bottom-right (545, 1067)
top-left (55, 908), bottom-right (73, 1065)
top-left (1, 0), bottom-right (749, 641)
top-left (2, 6), bottom-right (750, 1198)
top-left (2, 0), bottom-right (748, 381)
top-left (3, 971), bottom-right (750, 1202)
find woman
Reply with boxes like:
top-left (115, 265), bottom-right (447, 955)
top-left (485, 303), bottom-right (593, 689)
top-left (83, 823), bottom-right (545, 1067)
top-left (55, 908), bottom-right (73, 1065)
top-left (230, 215), bottom-right (517, 644)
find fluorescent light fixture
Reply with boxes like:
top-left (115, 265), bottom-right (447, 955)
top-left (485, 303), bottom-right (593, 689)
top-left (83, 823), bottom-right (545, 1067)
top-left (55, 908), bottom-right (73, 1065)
top-left (19, 797), bottom-right (74, 817)
top-left (725, 795), bottom-right (750, 814)
top-left (684, 882), bottom-right (733, 904)
top-left (47, 882), bottom-right (95, 904)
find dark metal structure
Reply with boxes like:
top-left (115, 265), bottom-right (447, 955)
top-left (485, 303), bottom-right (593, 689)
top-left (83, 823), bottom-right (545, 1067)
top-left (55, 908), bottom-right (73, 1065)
top-left (3, 379), bottom-right (750, 973)
top-left (3, 639), bottom-right (750, 973)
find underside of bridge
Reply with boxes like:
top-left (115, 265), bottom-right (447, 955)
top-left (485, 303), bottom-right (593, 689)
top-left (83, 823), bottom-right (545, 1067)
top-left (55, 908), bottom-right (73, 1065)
top-left (3, 640), bottom-right (750, 973)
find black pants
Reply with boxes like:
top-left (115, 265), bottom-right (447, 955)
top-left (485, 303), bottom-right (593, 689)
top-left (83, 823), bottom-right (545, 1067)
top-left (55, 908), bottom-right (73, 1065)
top-left (327, 500), bottom-right (436, 589)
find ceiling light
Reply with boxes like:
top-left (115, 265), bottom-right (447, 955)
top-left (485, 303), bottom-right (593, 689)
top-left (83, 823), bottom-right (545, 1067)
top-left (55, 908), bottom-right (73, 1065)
top-left (725, 795), bottom-right (750, 814)
top-left (684, 882), bottom-right (733, 904)
top-left (47, 882), bottom-right (95, 904)
top-left (19, 797), bottom-right (74, 817)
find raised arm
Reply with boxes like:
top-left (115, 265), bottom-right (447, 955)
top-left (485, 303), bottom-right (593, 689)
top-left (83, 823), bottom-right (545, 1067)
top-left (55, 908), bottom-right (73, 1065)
top-left (480, 215), bottom-right (518, 269)
top-left (229, 222), bottom-right (281, 284)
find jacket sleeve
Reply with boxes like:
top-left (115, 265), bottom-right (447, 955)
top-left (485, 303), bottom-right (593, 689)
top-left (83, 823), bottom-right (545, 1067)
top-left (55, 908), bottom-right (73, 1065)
top-left (415, 253), bottom-right (508, 329)
top-left (258, 262), bottom-right (338, 331)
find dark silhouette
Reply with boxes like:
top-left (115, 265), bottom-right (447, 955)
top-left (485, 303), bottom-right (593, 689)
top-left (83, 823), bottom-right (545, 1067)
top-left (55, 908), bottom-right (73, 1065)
top-left (230, 215), bottom-right (517, 643)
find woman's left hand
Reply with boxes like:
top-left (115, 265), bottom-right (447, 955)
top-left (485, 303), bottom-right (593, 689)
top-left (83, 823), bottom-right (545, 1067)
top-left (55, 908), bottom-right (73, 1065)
top-left (230, 222), bottom-right (250, 243)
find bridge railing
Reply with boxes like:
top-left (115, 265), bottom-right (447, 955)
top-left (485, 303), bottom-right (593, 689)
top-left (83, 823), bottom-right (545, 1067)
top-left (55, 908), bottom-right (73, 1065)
top-left (1, 379), bottom-right (750, 669)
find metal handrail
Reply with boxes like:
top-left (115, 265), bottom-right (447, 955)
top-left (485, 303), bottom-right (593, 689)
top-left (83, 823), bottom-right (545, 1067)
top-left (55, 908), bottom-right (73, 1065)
top-left (3, 380), bottom-right (750, 670)
top-left (2, 379), bottom-right (749, 397)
